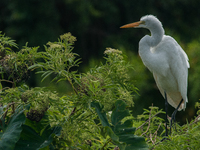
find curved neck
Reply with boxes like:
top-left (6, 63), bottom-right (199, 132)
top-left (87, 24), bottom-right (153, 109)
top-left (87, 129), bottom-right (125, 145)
top-left (148, 25), bottom-right (164, 47)
top-left (138, 26), bottom-right (164, 72)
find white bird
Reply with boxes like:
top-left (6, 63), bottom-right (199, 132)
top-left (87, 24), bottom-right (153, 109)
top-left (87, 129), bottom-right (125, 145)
top-left (120, 15), bottom-right (189, 136)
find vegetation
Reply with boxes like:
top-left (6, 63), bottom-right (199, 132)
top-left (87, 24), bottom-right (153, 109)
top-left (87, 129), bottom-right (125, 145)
top-left (1, 32), bottom-right (200, 149)
top-left (1, 0), bottom-right (200, 124)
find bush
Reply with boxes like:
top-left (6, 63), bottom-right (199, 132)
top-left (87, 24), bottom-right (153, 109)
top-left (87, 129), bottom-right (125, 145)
top-left (0, 32), bottom-right (200, 149)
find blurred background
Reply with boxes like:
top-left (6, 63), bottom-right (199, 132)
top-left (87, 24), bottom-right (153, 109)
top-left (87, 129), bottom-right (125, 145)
top-left (1, 0), bottom-right (200, 124)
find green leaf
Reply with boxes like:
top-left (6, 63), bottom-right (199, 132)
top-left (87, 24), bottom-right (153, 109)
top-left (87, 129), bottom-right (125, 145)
top-left (15, 125), bottom-right (62, 150)
top-left (28, 64), bottom-right (45, 70)
top-left (111, 100), bottom-right (130, 126)
top-left (91, 101), bottom-right (110, 127)
top-left (121, 135), bottom-right (148, 150)
top-left (112, 100), bottom-right (148, 150)
top-left (0, 82), bottom-right (2, 91)
top-left (92, 100), bottom-right (148, 150)
top-left (104, 126), bottom-right (119, 142)
top-left (41, 71), bottom-right (54, 82)
top-left (39, 125), bottom-right (62, 149)
top-left (0, 106), bottom-right (26, 150)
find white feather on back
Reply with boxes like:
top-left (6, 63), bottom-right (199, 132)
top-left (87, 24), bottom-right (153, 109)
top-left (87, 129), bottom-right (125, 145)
top-left (151, 35), bottom-right (189, 110)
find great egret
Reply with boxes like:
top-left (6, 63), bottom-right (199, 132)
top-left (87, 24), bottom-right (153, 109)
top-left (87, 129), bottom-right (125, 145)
top-left (120, 15), bottom-right (189, 136)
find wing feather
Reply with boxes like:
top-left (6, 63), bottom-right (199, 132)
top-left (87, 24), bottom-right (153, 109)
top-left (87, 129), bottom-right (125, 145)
top-left (166, 36), bottom-right (189, 110)
top-left (152, 35), bottom-right (189, 110)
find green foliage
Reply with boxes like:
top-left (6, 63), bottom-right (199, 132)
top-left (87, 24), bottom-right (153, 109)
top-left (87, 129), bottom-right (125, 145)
top-left (0, 103), bottom-right (62, 150)
top-left (15, 125), bottom-right (62, 150)
top-left (92, 100), bottom-right (148, 150)
top-left (186, 39), bottom-right (200, 101)
top-left (29, 32), bottom-right (80, 83)
top-left (0, 32), bottom-right (139, 149)
top-left (2, 0), bottom-right (200, 127)
top-left (0, 44), bottom-right (39, 84)
top-left (152, 120), bottom-right (200, 150)
top-left (77, 48), bottom-right (136, 111)
top-left (2, 1), bottom-right (200, 128)
top-left (136, 106), bottom-right (165, 137)
top-left (1, 31), bottom-right (200, 150)
top-left (0, 105), bottom-right (27, 149)
top-left (195, 100), bottom-right (200, 115)
top-left (0, 31), bottom-right (18, 52)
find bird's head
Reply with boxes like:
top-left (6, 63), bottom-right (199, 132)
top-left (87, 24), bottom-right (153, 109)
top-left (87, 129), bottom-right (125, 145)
top-left (120, 15), bottom-right (162, 30)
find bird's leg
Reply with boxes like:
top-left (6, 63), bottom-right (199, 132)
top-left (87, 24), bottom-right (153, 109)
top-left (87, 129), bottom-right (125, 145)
top-left (164, 92), bottom-right (168, 137)
top-left (170, 99), bottom-right (183, 134)
top-left (161, 92), bottom-right (169, 142)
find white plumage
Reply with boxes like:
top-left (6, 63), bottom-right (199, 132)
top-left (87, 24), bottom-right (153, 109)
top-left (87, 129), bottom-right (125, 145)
top-left (121, 15), bottom-right (189, 111)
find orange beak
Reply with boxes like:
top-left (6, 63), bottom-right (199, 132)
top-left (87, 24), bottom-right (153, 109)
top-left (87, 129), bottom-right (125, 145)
top-left (120, 21), bottom-right (144, 28)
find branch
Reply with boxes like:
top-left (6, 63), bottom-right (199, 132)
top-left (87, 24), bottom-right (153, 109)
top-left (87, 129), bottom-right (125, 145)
top-left (65, 74), bottom-right (78, 95)
top-left (68, 106), bottom-right (83, 119)
top-left (0, 79), bottom-right (14, 84)
top-left (189, 114), bottom-right (200, 126)
top-left (68, 107), bottom-right (76, 118)
top-left (3, 102), bottom-right (16, 119)
top-left (0, 79), bottom-right (15, 88)
top-left (136, 111), bottom-right (161, 131)
top-left (0, 87), bottom-right (10, 91)
top-left (101, 138), bottom-right (112, 150)
top-left (152, 122), bottom-right (162, 144)
top-left (149, 131), bottom-right (154, 144)
top-left (141, 106), bottom-right (152, 136)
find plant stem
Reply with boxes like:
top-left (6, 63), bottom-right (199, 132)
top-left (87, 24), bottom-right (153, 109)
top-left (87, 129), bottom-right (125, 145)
top-left (64, 74), bottom-right (78, 95)
top-left (0, 79), bottom-right (14, 84)
top-left (101, 138), bottom-right (112, 150)
top-left (136, 111), bottom-right (161, 131)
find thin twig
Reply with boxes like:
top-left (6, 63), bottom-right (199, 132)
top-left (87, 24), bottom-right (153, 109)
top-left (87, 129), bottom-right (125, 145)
top-left (0, 79), bottom-right (14, 84)
top-left (150, 131), bottom-right (154, 144)
top-left (3, 102), bottom-right (16, 119)
top-left (66, 74), bottom-right (79, 119)
top-left (68, 106), bottom-right (85, 119)
top-left (141, 106), bottom-right (152, 136)
top-left (0, 79), bottom-right (15, 88)
top-left (136, 111), bottom-right (161, 131)
top-left (11, 101), bottom-right (15, 114)
top-left (68, 107), bottom-right (76, 118)
top-left (189, 114), bottom-right (200, 126)
top-left (153, 122), bottom-right (162, 144)
top-left (65, 74), bottom-right (78, 95)
top-left (0, 87), bottom-right (10, 91)
top-left (101, 138), bottom-right (112, 150)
